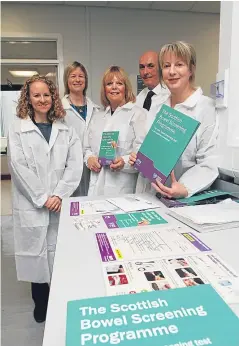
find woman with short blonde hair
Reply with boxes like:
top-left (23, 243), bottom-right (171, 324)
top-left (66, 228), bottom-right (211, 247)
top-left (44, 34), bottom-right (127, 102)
top-left (159, 41), bottom-right (196, 84)
top-left (130, 41), bottom-right (218, 198)
top-left (83, 65), bottom-right (147, 196)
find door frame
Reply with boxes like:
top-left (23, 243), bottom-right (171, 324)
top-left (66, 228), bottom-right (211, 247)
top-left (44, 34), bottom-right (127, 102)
top-left (1, 33), bottom-right (64, 96)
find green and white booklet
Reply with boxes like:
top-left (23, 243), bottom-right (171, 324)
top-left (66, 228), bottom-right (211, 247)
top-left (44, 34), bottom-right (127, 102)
top-left (99, 131), bottom-right (119, 166)
top-left (66, 285), bottom-right (239, 346)
top-left (134, 104), bottom-right (200, 184)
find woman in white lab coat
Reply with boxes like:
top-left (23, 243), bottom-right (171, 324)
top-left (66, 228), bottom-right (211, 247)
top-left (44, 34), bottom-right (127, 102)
top-left (84, 65), bottom-right (147, 196)
top-left (8, 75), bottom-right (83, 323)
top-left (130, 41), bottom-right (219, 198)
top-left (62, 61), bottom-right (100, 196)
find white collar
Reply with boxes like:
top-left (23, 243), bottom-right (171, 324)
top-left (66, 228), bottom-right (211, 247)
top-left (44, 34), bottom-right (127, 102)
top-left (145, 83), bottom-right (168, 96)
top-left (62, 94), bottom-right (100, 110)
top-left (105, 101), bottom-right (135, 113)
top-left (153, 83), bottom-right (168, 96)
top-left (21, 117), bottom-right (68, 133)
top-left (165, 87), bottom-right (203, 109)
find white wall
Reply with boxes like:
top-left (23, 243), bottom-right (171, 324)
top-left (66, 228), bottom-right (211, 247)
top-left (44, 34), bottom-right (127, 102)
top-left (217, 1), bottom-right (239, 180)
top-left (2, 3), bottom-right (220, 104)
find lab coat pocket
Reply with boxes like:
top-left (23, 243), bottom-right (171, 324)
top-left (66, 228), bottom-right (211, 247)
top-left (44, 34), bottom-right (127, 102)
top-left (19, 208), bottom-right (48, 228)
top-left (53, 145), bottom-right (68, 169)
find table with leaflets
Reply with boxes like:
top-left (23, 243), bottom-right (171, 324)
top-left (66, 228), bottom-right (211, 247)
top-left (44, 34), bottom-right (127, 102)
top-left (42, 193), bottom-right (239, 346)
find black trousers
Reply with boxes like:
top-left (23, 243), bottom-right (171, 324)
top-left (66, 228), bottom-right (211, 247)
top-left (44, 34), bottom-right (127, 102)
top-left (31, 283), bottom-right (49, 307)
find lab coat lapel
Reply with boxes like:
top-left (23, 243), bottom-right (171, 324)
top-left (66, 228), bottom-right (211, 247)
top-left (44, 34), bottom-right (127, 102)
top-left (48, 124), bottom-right (58, 151)
top-left (63, 94), bottom-right (85, 122)
top-left (48, 121), bottom-right (68, 152)
top-left (21, 117), bottom-right (46, 141)
top-left (86, 97), bottom-right (100, 128)
top-left (86, 98), bottom-right (93, 129)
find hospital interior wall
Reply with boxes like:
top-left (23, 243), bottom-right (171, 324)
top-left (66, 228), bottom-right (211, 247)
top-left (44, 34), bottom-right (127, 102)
top-left (2, 3), bottom-right (220, 103)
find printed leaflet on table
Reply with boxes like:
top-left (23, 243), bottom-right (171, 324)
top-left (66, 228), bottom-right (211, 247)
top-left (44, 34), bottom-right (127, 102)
top-left (66, 285), bottom-right (239, 346)
top-left (70, 200), bottom-right (120, 216)
top-left (101, 253), bottom-right (239, 305)
top-left (72, 210), bottom-right (168, 232)
top-left (95, 228), bottom-right (211, 262)
top-left (107, 196), bottom-right (159, 212)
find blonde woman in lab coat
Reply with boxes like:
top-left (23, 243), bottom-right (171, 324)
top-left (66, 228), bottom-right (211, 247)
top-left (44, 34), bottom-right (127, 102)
top-left (62, 61), bottom-right (100, 196)
top-left (8, 75), bottom-right (83, 323)
top-left (130, 41), bottom-right (219, 198)
top-left (84, 65), bottom-right (147, 196)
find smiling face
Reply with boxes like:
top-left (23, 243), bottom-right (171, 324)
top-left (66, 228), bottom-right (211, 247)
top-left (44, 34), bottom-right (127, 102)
top-left (67, 67), bottom-right (86, 94)
top-left (29, 81), bottom-right (52, 116)
top-left (161, 52), bottom-right (192, 94)
top-left (105, 75), bottom-right (126, 107)
top-left (139, 51), bottom-right (160, 90)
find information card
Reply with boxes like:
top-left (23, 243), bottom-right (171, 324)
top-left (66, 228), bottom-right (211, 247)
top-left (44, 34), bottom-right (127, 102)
top-left (66, 285), bottom-right (239, 346)
top-left (134, 104), bottom-right (200, 184)
top-left (99, 131), bottom-right (119, 166)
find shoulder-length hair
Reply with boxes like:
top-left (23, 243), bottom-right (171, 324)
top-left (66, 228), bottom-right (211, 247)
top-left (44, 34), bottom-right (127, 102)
top-left (16, 75), bottom-right (65, 121)
top-left (100, 66), bottom-right (136, 109)
top-left (63, 61), bottom-right (88, 96)
top-left (159, 41), bottom-right (196, 84)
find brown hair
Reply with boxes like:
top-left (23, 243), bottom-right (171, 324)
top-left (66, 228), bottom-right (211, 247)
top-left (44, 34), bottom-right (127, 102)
top-left (16, 75), bottom-right (65, 121)
top-left (63, 61), bottom-right (88, 95)
top-left (100, 66), bottom-right (136, 108)
top-left (159, 41), bottom-right (196, 84)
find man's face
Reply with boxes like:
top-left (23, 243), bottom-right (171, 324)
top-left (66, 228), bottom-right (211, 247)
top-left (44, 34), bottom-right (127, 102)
top-left (139, 52), bottom-right (160, 89)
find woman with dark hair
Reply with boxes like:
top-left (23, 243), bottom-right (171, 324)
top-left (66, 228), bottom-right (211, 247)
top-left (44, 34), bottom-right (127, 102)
top-left (62, 61), bottom-right (100, 196)
top-left (7, 75), bottom-right (83, 323)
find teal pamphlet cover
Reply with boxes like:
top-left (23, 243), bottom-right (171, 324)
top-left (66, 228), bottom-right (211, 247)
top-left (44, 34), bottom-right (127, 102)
top-left (102, 210), bottom-right (168, 229)
top-left (134, 104), bottom-right (200, 184)
top-left (66, 285), bottom-right (239, 346)
top-left (99, 131), bottom-right (119, 166)
top-left (160, 189), bottom-right (234, 208)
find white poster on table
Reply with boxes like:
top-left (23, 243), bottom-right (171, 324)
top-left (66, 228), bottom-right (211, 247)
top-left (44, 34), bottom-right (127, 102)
top-left (101, 253), bottom-right (239, 305)
top-left (95, 228), bottom-right (211, 262)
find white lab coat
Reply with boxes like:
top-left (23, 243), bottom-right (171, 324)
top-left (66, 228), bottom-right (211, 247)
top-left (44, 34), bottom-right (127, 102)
top-left (84, 102), bottom-right (148, 196)
top-left (62, 95), bottom-right (100, 196)
top-left (136, 88), bottom-right (219, 197)
top-left (136, 83), bottom-right (169, 109)
top-left (8, 117), bottom-right (83, 283)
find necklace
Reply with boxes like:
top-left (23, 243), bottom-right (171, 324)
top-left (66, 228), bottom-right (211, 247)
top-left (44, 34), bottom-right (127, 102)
top-left (69, 95), bottom-right (86, 107)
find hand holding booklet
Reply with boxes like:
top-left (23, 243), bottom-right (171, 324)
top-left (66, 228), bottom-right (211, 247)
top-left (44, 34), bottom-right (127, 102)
top-left (133, 104), bottom-right (200, 184)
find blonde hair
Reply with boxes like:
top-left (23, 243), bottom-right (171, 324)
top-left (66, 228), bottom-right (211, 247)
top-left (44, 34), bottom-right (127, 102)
top-left (17, 75), bottom-right (65, 121)
top-left (159, 41), bottom-right (196, 84)
top-left (100, 66), bottom-right (136, 108)
top-left (63, 61), bottom-right (88, 95)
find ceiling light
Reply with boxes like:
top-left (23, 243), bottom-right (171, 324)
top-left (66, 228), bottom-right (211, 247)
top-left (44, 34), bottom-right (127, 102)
top-left (7, 41), bottom-right (31, 44)
top-left (46, 72), bottom-right (56, 77)
top-left (9, 70), bottom-right (38, 77)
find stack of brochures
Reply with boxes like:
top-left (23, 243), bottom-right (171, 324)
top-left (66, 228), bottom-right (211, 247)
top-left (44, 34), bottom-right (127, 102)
top-left (158, 189), bottom-right (238, 208)
top-left (168, 200), bottom-right (239, 232)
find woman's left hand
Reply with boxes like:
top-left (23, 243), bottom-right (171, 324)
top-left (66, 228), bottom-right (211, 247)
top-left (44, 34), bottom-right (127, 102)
top-left (151, 171), bottom-right (188, 199)
top-left (110, 157), bottom-right (125, 171)
top-left (45, 196), bottom-right (62, 212)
